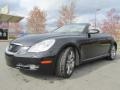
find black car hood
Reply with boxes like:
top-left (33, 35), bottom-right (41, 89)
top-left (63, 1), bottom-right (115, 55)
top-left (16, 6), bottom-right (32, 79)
top-left (11, 32), bottom-right (80, 46)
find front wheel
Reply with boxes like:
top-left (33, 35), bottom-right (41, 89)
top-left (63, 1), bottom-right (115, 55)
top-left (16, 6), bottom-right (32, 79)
top-left (108, 45), bottom-right (117, 60)
top-left (56, 47), bottom-right (76, 78)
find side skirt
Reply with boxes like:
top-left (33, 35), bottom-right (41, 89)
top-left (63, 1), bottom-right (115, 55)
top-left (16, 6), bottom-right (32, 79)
top-left (80, 54), bottom-right (109, 64)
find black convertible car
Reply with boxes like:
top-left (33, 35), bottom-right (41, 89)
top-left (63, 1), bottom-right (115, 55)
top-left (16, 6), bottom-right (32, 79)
top-left (5, 23), bottom-right (117, 78)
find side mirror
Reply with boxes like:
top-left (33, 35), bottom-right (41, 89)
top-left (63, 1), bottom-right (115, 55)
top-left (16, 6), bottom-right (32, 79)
top-left (88, 29), bottom-right (100, 38)
top-left (88, 29), bottom-right (100, 34)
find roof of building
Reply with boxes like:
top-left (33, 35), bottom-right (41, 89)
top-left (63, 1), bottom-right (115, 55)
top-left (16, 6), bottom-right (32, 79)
top-left (0, 14), bottom-right (23, 22)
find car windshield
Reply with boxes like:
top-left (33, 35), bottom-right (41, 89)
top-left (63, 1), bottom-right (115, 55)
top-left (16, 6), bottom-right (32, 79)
top-left (53, 24), bottom-right (86, 33)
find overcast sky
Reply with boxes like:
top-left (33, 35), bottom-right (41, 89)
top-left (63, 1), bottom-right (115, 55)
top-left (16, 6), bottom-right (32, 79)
top-left (0, 0), bottom-right (120, 29)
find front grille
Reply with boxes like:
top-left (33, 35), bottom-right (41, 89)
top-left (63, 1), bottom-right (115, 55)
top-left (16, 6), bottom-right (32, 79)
top-left (8, 44), bottom-right (21, 53)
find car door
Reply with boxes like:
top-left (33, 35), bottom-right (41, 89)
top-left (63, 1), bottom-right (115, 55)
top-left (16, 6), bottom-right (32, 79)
top-left (80, 29), bottom-right (103, 61)
top-left (92, 33), bottom-right (111, 56)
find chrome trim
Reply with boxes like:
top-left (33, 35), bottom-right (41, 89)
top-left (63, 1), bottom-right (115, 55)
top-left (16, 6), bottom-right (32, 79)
top-left (16, 64), bottom-right (39, 70)
top-left (12, 43), bottom-right (23, 46)
top-left (5, 43), bottom-right (23, 55)
top-left (5, 46), bottom-right (15, 55)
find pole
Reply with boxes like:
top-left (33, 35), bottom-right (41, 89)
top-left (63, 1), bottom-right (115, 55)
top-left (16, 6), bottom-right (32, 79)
top-left (95, 9), bottom-right (101, 29)
top-left (95, 11), bottom-right (97, 29)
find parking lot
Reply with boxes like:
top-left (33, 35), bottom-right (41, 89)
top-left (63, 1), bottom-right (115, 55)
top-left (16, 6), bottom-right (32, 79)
top-left (0, 42), bottom-right (120, 90)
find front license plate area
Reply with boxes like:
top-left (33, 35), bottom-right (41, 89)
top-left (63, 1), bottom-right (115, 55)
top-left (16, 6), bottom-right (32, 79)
top-left (16, 63), bottom-right (39, 70)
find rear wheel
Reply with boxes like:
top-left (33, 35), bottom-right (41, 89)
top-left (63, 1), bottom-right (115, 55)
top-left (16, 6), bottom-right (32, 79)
top-left (108, 45), bottom-right (116, 60)
top-left (56, 47), bottom-right (76, 78)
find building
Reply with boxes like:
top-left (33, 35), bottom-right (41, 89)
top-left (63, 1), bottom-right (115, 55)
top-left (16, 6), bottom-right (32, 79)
top-left (0, 5), bottom-right (23, 40)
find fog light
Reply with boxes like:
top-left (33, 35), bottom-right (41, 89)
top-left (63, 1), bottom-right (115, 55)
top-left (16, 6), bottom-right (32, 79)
top-left (30, 65), bottom-right (39, 70)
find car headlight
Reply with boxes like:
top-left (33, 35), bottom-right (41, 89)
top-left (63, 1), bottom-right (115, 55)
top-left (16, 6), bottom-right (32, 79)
top-left (28, 39), bottom-right (55, 52)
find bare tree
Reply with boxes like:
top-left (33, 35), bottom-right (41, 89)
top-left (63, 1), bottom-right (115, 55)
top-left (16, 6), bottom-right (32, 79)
top-left (57, 1), bottom-right (76, 28)
top-left (9, 23), bottom-right (21, 36)
top-left (27, 7), bottom-right (46, 34)
top-left (100, 8), bottom-right (120, 40)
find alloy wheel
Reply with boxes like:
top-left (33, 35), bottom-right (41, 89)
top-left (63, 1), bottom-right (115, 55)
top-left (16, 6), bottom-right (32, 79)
top-left (111, 46), bottom-right (116, 59)
top-left (66, 50), bottom-right (75, 75)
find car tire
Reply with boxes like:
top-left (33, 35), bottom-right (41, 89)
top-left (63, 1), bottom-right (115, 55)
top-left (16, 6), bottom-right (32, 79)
top-left (56, 47), bottom-right (76, 78)
top-left (107, 45), bottom-right (116, 60)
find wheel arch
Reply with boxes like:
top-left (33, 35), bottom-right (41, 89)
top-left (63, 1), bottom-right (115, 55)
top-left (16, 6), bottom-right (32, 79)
top-left (56, 43), bottom-right (80, 66)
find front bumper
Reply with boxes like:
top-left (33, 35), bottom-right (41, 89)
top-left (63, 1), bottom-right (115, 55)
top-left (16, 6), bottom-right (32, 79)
top-left (5, 53), bottom-right (56, 73)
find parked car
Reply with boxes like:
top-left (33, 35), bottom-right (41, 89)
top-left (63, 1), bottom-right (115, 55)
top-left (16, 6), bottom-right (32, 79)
top-left (5, 23), bottom-right (117, 78)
